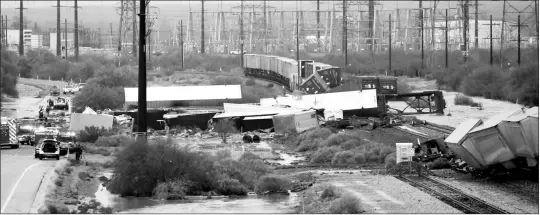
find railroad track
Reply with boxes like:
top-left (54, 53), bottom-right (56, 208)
top-left (395, 175), bottom-right (509, 214)
top-left (422, 123), bottom-right (455, 135)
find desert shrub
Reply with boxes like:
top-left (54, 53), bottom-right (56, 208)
top-left (454, 95), bottom-right (481, 107)
top-left (85, 146), bottom-right (112, 156)
top-left (217, 177), bottom-right (249, 196)
top-left (55, 178), bottom-right (63, 187)
top-left (353, 152), bottom-right (367, 164)
top-left (321, 185), bottom-right (340, 200)
top-left (427, 158), bottom-right (451, 169)
top-left (460, 66), bottom-right (507, 100)
top-left (239, 151), bottom-right (262, 161)
top-left (215, 149), bottom-right (232, 160)
top-left (340, 139), bottom-right (362, 150)
top-left (64, 166), bottom-right (73, 174)
top-left (294, 172), bottom-right (315, 182)
top-left (245, 78), bottom-right (256, 86)
top-left (384, 152), bottom-right (397, 169)
top-left (331, 151), bottom-right (357, 166)
top-left (213, 119), bottom-right (238, 143)
top-left (78, 172), bottom-right (90, 180)
top-left (78, 126), bottom-right (109, 143)
top-left (378, 147), bottom-right (395, 163)
top-left (1, 49), bottom-right (20, 98)
top-left (210, 75), bottom-right (243, 85)
top-left (296, 139), bottom-right (321, 152)
top-left (267, 83), bottom-right (274, 88)
top-left (254, 175), bottom-right (292, 194)
top-left (94, 135), bottom-right (134, 147)
top-left (46, 204), bottom-right (70, 214)
top-left (323, 133), bottom-right (357, 147)
top-left (329, 194), bottom-right (363, 214)
top-left (503, 64), bottom-right (539, 106)
top-left (153, 179), bottom-right (189, 200)
top-left (310, 146), bottom-right (340, 164)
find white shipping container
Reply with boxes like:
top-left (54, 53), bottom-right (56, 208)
top-left (396, 142), bottom-right (414, 164)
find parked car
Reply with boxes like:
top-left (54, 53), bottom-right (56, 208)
top-left (35, 139), bottom-right (61, 160)
top-left (52, 97), bottom-right (69, 110)
top-left (57, 132), bottom-right (75, 155)
top-left (63, 85), bottom-right (77, 94)
top-left (50, 86), bottom-right (60, 96)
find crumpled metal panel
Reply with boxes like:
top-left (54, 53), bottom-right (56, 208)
top-left (446, 142), bottom-right (484, 169)
top-left (498, 121), bottom-right (536, 158)
top-left (466, 128), bottom-right (517, 166)
top-left (445, 119), bottom-right (483, 145)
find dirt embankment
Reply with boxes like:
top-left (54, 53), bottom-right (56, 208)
top-left (34, 154), bottom-right (114, 214)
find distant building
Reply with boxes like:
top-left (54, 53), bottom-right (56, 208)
top-left (30, 35), bottom-right (44, 49)
top-left (5, 29), bottom-right (32, 49)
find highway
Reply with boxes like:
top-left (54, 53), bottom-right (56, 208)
top-left (1, 81), bottom-right (75, 213)
top-left (0, 145), bottom-right (57, 213)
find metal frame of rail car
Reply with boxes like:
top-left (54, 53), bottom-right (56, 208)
top-left (299, 60), bottom-right (314, 79)
top-left (317, 67), bottom-right (342, 88)
top-left (382, 91), bottom-right (446, 115)
top-left (300, 71), bottom-right (329, 94)
top-left (243, 55), bottom-right (292, 92)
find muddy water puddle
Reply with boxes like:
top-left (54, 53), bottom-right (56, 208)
top-left (1, 84), bottom-right (43, 118)
top-left (95, 180), bottom-right (298, 213)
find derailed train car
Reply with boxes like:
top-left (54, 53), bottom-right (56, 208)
top-left (242, 54), bottom-right (397, 95)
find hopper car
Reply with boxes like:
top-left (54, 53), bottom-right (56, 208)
top-left (242, 54), bottom-right (396, 95)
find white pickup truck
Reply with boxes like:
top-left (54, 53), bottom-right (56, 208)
top-left (63, 85), bottom-right (77, 94)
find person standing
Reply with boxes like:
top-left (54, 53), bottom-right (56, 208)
top-left (75, 144), bottom-right (83, 161)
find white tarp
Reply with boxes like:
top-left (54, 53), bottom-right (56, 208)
top-left (260, 89), bottom-right (378, 111)
top-left (124, 85), bottom-right (242, 102)
top-left (82, 107), bottom-right (97, 115)
top-left (70, 113), bottom-right (114, 131)
top-left (324, 109), bottom-right (344, 121)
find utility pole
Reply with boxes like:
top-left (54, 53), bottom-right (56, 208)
top-left (511, 15), bottom-right (528, 66)
top-left (74, 0), bottom-right (80, 61)
top-left (342, 0), bottom-right (347, 67)
top-left (316, 0), bottom-right (320, 51)
top-left (180, 20), bottom-right (184, 69)
top-left (132, 0), bottom-right (137, 57)
top-left (240, 0), bottom-right (244, 68)
top-left (445, 9), bottom-right (448, 69)
top-left (388, 14), bottom-right (392, 74)
top-left (201, 0), bottom-right (205, 54)
top-left (475, 0), bottom-right (478, 49)
top-left (0, 16), bottom-right (3, 48)
top-left (296, 15), bottom-right (300, 86)
top-left (118, 0), bottom-right (124, 54)
top-left (420, 8), bottom-right (424, 69)
top-left (483, 15), bottom-right (500, 66)
top-left (55, 0), bottom-right (62, 56)
top-left (137, 0), bottom-right (147, 136)
top-left (500, 0), bottom-right (506, 68)
top-left (65, 18), bottom-right (68, 58)
top-left (110, 23), bottom-right (114, 49)
top-left (263, 0), bottom-right (267, 54)
top-left (17, 0), bottom-right (27, 56)
top-left (463, 0), bottom-right (469, 63)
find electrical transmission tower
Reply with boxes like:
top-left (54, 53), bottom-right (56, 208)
top-left (500, 0), bottom-right (538, 67)
top-left (116, 0), bottom-right (138, 56)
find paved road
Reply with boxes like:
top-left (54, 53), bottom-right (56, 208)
top-left (0, 145), bottom-right (58, 213)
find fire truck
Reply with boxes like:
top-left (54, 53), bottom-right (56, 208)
top-left (1, 117), bottom-right (20, 149)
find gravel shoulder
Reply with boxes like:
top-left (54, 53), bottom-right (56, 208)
top-left (291, 171), bottom-right (462, 214)
top-left (429, 170), bottom-right (539, 214)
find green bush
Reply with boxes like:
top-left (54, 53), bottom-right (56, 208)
top-left (79, 126), bottom-right (109, 143)
top-left (454, 95), bottom-right (481, 107)
top-left (254, 175), bottom-right (292, 194)
top-left (323, 133), bottom-right (355, 147)
top-left (239, 151), bottom-right (262, 161)
top-left (331, 151), bottom-right (357, 166)
top-left (46, 204), bottom-right (70, 214)
top-left (320, 185), bottom-right (340, 200)
top-left (55, 178), bottom-right (63, 187)
top-left (329, 194), bottom-right (363, 214)
top-left (95, 135), bottom-right (134, 147)
top-left (310, 146), bottom-right (340, 164)
top-left (267, 83), bottom-right (274, 88)
top-left (340, 139), bottom-right (362, 150)
top-left (384, 152), bottom-right (397, 169)
top-left (1, 49), bottom-right (20, 98)
top-left (217, 177), bottom-right (249, 196)
top-left (153, 179), bottom-right (188, 200)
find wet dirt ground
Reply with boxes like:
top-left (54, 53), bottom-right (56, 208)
top-left (1, 84), bottom-right (44, 118)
